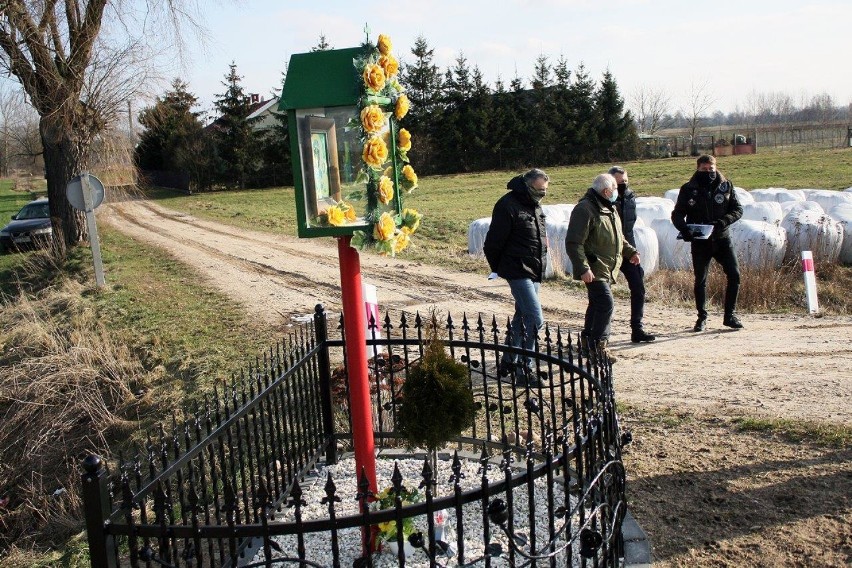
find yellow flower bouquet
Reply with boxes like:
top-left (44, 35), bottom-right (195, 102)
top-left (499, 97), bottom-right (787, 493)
top-left (347, 31), bottom-right (422, 256)
top-left (371, 485), bottom-right (422, 545)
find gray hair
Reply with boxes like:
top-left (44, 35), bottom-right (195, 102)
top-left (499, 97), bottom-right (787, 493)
top-left (523, 168), bottom-right (549, 184)
top-left (592, 173), bottom-right (616, 195)
top-left (607, 166), bottom-right (625, 176)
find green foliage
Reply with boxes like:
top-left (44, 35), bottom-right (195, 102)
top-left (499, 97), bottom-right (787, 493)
top-left (212, 63), bottom-right (260, 189)
top-left (397, 310), bottom-right (477, 451)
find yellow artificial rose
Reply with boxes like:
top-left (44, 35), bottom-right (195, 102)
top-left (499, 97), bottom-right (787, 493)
top-left (394, 94), bottom-right (410, 120)
top-left (360, 105), bottom-right (386, 133)
top-left (393, 230), bottom-right (411, 254)
top-left (402, 164), bottom-right (418, 184)
top-left (326, 205), bottom-right (344, 226)
top-left (373, 212), bottom-right (395, 241)
top-left (378, 175), bottom-right (394, 204)
top-left (402, 208), bottom-right (422, 233)
top-left (362, 136), bottom-right (388, 169)
top-left (397, 128), bottom-right (412, 152)
top-left (343, 203), bottom-right (357, 222)
top-left (378, 54), bottom-right (399, 78)
top-left (363, 63), bottom-right (386, 92)
top-left (377, 34), bottom-right (392, 56)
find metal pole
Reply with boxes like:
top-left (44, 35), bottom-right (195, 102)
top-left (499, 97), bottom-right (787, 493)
top-left (81, 455), bottom-right (118, 568)
top-left (314, 304), bottom-right (338, 465)
top-left (336, 236), bottom-right (377, 499)
top-left (81, 173), bottom-right (106, 287)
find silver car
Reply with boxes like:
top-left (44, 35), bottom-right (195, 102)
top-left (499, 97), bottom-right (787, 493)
top-left (0, 197), bottom-right (52, 253)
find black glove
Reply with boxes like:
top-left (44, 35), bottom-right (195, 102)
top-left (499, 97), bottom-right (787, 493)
top-left (680, 228), bottom-right (694, 242)
top-left (713, 220), bottom-right (725, 232)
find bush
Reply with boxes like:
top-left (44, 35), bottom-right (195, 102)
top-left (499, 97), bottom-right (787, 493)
top-left (397, 311), bottom-right (477, 452)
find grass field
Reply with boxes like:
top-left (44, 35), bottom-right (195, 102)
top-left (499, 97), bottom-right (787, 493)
top-left (140, 147), bottom-right (852, 270)
top-left (0, 147), bottom-right (850, 566)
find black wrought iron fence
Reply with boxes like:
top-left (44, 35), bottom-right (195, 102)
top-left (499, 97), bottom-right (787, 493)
top-left (81, 305), bottom-right (629, 567)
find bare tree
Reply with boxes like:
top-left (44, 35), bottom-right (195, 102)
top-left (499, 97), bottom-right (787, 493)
top-left (0, 1), bottom-right (202, 260)
top-left (629, 84), bottom-right (672, 134)
top-left (0, 81), bottom-right (41, 175)
top-left (683, 80), bottom-right (716, 154)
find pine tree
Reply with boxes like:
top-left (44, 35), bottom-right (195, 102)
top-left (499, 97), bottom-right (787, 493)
top-left (529, 55), bottom-right (558, 165)
top-left (135, 79), bottom-right (210, 189)
top-left (212, 62), bottom-right (257, 188)
top-left (594, 69), bottom-right (638, 161)
top-left (400, 35), bottom-right (443, 174)
top-left (311, 34), bottom-right (333, 52)
top-left (439, 53), bottom-right (475, 172)
top-left (552, 56), bottom-right (575, 166)
top-left (257, 69), bottom-right (293, 186)
top-left (566, 62), bottom-right (598, 164)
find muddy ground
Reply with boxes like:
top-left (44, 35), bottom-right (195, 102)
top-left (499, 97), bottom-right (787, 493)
top-left (102, 200), bottom-right (851, 567)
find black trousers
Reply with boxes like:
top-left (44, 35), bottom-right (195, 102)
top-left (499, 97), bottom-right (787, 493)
top-left (619, 260), bottom-right (645, 330)
top-left (583, 280), bottom-right (614, 341)
top-left (691, 238), bottom-right (740, 319)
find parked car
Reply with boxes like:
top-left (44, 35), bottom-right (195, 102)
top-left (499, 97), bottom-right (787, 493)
top-left (0, 198), bottom-right (53, 253)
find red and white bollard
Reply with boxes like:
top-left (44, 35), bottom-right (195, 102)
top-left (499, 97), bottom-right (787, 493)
top-left (801, 250), bottom-right (819, 315)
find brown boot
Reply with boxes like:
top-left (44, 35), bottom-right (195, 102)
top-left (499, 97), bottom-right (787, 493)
top-left (596, 339), bottom-right (617, 363)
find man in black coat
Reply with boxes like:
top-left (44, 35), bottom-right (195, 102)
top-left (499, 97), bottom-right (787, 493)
top-left (671, 155), bottom-right (744, 332)
top-left (609, 166), bottom-right (655, 343)
top-left (483, 168), bottom-right (549, 386)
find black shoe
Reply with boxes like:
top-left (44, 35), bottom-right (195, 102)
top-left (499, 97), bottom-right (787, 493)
top-left (631, 329), bottom-right (656, 343)
top-left (693, 318), bottom-right (706, 332)
top-left (723, 314), bottom-right (744, 329)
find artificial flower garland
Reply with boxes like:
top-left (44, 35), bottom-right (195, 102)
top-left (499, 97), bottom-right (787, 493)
top-left (323, 32), bottom-right (421, 256)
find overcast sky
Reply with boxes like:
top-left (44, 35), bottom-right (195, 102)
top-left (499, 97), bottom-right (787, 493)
top-left (177, 0), bottom-right (851, 119)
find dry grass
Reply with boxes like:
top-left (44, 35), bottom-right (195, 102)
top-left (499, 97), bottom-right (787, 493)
top-left (0, 276), bottom-right (151, 555)
top-left (646, 261), bottom-right (851, 315)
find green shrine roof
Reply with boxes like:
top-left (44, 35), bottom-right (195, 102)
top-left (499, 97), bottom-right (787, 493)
top-left (279, 47), bottom-right (366, 110)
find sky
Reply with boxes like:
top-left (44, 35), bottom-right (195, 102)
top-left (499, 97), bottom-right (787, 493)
top-left (172, 0), bottom-right (852, 120)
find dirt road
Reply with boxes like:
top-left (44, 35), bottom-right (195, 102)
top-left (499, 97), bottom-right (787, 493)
top-left (103, 199), bottom-right (851, 426)
top-left (101, 199), bottom-right (852, 567)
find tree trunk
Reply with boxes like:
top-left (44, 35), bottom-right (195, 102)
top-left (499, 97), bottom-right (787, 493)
top-left (40, 114), bottom-right (86, 260)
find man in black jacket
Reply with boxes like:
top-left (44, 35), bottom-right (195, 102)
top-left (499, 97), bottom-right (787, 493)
top-left (609, 166), bottom-right (655, 343)
top-left (483, 169), bottom-right (549, 386)
top-left (671, 155), bottom-right (744, 332)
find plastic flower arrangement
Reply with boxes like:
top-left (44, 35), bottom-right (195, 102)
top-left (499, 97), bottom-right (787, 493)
top-left (345, 32), bottom-right (421, 257)
top-left (372, 485), bottom-right (423, 544)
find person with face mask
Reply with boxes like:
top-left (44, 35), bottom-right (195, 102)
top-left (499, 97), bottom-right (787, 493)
top-left (671, 154), bottom-right (744, 332)
top-left (566, 173), bottom-right (640, 363)
top-left (483, 168), bottom-right (549, 386)
top-left (608, 166), bottom-right (656, 343)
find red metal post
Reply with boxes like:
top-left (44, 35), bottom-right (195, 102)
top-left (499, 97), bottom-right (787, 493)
top-left (336, 236), bottom-right (378, 499)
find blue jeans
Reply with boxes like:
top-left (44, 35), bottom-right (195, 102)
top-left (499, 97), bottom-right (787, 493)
top-left (503, 279), bottom-right (544, 369)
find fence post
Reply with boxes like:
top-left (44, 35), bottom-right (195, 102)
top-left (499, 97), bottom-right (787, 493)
top-left (314, 304), bottom-right (337, 465)
top-left (81, 455), bottom-right (117, 568)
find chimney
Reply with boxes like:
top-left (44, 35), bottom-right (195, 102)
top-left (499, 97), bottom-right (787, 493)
top-left (251, 93), bottom-right (259, 104)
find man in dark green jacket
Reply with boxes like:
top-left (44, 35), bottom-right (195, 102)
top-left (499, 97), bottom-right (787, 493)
top-left (566, 173), bottom-right (640, 362)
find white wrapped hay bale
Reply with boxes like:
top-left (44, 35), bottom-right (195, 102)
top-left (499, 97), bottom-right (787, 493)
top-left (652, 218), bottom-right (692, 271)
top-left (742, 202), bottom-right (784, 226)
top-left (634, 216), bottom-right (646, 228)
top-left (635, 196), bottom-right (675, 228)
top-left (729, 220), bottom-right (787, 269)
top-left (806, 190), bottom-right (852, 212)
top-left (467, 217), bottom-right (491, 257)
top-left (633, 226), bottom-right (659, 276)
top-left (541, 204), bottom-right (574, 224)
top-left (544, 221), bottom-right (572, 278)
top-left (733, 186), bottom-right (755, 205)
top-left (828, 203), bottom-right (852, 264)
top-left (780, 210), bottom-right (843, 263)
top-left (664, 188), bottom-right (680, 202)
top-left (750, 188), bottom-right (806, 203)
top-left (780, 200), bottom-right (824, 216)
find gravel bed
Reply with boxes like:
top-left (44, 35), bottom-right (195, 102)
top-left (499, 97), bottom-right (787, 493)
top-left (251, 454), bottom-right (584, 567)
